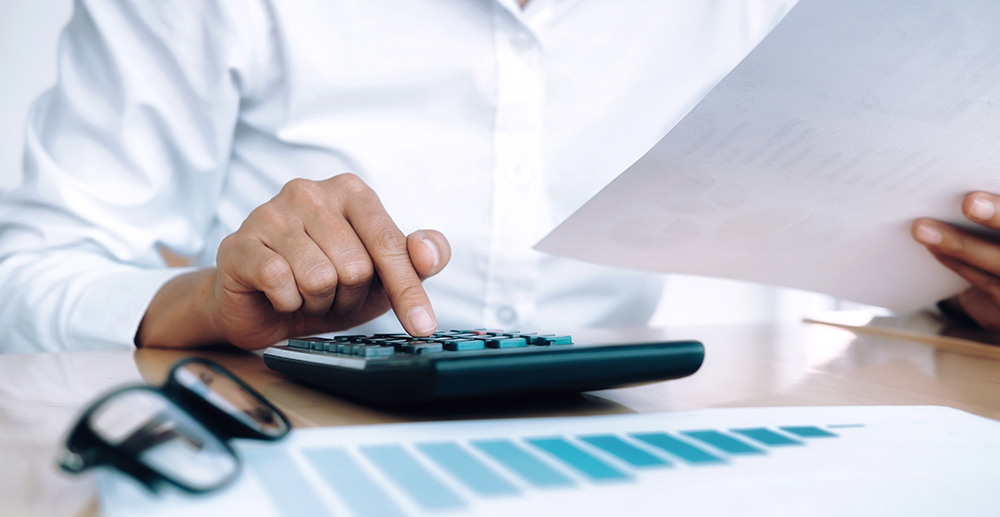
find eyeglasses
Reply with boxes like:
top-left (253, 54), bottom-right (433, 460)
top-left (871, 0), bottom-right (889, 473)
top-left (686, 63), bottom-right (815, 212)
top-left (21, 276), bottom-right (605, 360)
top-left (58, 357), bottom-right (291, 494)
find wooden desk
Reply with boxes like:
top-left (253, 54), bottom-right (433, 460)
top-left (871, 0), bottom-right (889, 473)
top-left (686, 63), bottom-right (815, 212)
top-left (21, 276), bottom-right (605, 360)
top-left (3, 321), bottom-right (999, 516)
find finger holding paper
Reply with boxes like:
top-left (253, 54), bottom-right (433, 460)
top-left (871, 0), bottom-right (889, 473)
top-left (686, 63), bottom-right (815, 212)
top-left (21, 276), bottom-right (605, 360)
top-left (913, 191), bottom-right (1000, 330)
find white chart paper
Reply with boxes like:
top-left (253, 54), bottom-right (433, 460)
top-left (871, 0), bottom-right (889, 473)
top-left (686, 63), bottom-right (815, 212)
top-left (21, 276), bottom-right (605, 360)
top-left (535, 0), bottom-right (1000, 313)
top-left (100, 405), bottom-right (1000, 516)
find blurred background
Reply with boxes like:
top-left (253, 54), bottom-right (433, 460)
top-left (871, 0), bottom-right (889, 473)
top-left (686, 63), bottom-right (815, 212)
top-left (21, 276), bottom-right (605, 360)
top-left (0, 0), bottom-right (73, 193)
top-left (0, 0), bottom-right (886, 327)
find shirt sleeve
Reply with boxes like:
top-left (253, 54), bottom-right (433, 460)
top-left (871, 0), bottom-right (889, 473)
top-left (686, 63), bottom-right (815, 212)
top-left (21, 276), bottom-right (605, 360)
top-left (0, 0), bottom-right (262, 352)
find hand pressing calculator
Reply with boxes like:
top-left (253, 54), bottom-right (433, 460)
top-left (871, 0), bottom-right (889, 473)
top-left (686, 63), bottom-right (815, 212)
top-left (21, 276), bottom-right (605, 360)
top-left (262, 329), bottom-right (704, 404)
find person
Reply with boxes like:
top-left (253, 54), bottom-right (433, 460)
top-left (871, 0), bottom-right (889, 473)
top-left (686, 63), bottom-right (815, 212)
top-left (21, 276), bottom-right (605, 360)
top-left (0, 0), bottom-right (806, 353)
top-left (4, 0), bottom-right (991, 353)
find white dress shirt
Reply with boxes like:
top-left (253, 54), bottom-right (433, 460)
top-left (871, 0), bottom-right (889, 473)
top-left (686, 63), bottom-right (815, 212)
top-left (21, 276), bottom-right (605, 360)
top-left (0, 0), bottom-right (795, 352)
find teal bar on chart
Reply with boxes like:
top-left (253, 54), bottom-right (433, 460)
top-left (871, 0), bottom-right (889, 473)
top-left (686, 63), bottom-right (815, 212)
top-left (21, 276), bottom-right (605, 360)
top-left (632, 433), bottom-right (726, 464)
top-left (416, 442), bottom-right (520, 497)
top-left (732, 428), bottom-right (803, 446)
top-left (579, 435), bottom-right (671, 468)
top-left (362, 445), bottom-right (466, 511)
top-left (246, 449), bottom-right (333, 517)
top-left (473, 439), bottom-right (575, 488)
top-left (527, 438), bottom-right (631, 482)
top-left (682, 430), bottom-right (766, 455)
top-left (305, 447), bottom-right (407, 517)
top-left (781, 426), bottom-right (839, 438)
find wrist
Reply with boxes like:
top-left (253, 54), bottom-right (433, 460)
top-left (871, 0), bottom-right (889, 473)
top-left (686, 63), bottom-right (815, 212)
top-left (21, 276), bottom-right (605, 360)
top-left (138, 268), bottom-right (226, 348)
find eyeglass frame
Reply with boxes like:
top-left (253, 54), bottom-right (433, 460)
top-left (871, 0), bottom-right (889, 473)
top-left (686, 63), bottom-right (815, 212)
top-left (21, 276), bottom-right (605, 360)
top-left (58, 357), bottom-right (291, 494)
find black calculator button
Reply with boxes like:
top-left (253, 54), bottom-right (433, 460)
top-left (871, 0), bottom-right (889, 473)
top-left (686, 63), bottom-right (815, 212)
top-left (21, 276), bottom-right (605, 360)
top-left (526, 334), bottom-right (553, 345)
top-left (398, 341), bottom-right (444, 354)
top-left (442, 340), bottom-right (486, 351)
top-left (332, 334), bottom-right (367, 342)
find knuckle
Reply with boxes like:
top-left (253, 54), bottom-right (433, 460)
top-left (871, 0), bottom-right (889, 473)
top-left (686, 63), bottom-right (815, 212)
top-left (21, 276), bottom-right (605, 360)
top-left (336, 257), bottom-right (374, 287)
top-left (371, 227), bottom-right (408, 256)
top-left (298, 264), bottom-right (338, 298)
top-left (281, 178), bottom-right (325, 207)
top-left (257, 257), bottom-right (292, 290)
top-left (247, 202), bottom-right (286, 228)
top-left (392, 282), bottom-right (427, 305)
top-left (283, 178), bottom-right (316, 196)
top-left (331, 173), bottom-right (371, 198)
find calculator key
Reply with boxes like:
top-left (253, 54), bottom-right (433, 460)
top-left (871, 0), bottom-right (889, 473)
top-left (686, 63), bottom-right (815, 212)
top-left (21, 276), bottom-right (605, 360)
top-left (486, 337), bottom-right (527, 349)
top-left (310, 339), bottom-right (332, 351)
top-left (288, 338), bottom-right (312, 349)
top-left (442, 340), bottom-right (487, 351)
top-left (398, 341), bottom-right (444, 354)
top-left (528, 334), bottom-right (555, 345)
top-left (287, 330), bottom-right (568, 354)
top-left (358, 346), bottom-right (396, 358)
top-left (333, 335), bottom-right (367, 342)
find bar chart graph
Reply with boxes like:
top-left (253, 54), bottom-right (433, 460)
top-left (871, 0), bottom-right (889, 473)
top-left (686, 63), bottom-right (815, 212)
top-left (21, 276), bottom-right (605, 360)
top-left (244, 422), bottom-right (842, 516)
top-left (99, 406), bottom-right (1000, 517)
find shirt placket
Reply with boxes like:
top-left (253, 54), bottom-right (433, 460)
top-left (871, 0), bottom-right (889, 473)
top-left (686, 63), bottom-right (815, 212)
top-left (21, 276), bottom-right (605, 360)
top-left (485, 0), bottom-right (551, 329)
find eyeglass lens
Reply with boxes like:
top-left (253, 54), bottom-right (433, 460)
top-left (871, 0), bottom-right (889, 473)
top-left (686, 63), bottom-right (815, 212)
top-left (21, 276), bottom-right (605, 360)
top-left (172, 362), bottom-right (288, 438)
top-left (89, 390), bottom-right (238, 491)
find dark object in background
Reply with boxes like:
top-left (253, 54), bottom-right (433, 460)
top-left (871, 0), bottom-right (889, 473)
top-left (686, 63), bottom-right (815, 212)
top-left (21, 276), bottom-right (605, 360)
top-left (58, 358), bottom-right (290, 493)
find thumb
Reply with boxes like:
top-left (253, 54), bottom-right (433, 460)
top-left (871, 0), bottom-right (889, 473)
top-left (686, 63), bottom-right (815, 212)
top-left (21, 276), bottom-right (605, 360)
top-left (407, 230), bottom-right (451, 280)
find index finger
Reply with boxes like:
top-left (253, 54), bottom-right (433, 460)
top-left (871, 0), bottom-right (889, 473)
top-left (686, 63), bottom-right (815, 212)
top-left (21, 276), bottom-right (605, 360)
top-left (963, 191), bottom-right (1000, 230)
top-left (336, 177), bottom-right (436, 336)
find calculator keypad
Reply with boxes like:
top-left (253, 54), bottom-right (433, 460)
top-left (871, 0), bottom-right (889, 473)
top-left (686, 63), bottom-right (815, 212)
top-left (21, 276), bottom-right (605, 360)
top-left (287, 330), bottom-right (573, 359)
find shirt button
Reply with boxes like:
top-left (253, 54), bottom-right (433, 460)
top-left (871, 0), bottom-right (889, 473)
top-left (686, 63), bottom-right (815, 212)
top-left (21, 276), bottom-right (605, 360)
top-left (509, 165), bottom-right (532, 186)
top-left (510, 31), bottom-right (534, 51)
top-left (495, 305), bottom-right (518, 325)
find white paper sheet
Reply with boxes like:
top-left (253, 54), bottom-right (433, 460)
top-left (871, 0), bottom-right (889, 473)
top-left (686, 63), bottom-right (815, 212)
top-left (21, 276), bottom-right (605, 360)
top-left (535, 0), bottom-right (1000, 313)
top-left (99, 405), bottom-right (1000, 516)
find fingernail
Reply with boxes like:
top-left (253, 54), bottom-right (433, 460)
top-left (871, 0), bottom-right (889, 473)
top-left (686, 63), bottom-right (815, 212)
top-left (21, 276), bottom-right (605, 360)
top-left (421, 237), bottom-right (440, 268)
top-left (915, 223), bottom-right (943, 245)
top-left (969, 197), bottom-right (995, 220)
top-left (408, 305), bottom-right (436, 335)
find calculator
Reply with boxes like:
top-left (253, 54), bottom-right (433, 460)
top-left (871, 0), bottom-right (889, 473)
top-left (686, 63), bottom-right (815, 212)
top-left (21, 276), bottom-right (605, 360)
top-left (262, 330), bottom-right (704, 404)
